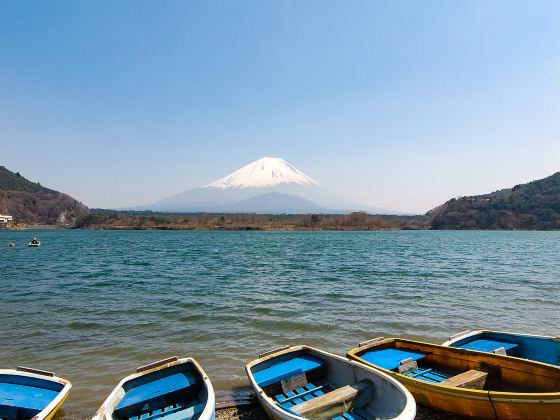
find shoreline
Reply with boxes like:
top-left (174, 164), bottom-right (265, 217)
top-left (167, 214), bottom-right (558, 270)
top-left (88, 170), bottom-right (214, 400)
top-left (3, 225), bottom-right (558, 232)
top-left (2, 224), bottom-right (70, 230)
top-left (74, 225), bottom-right (412, 231)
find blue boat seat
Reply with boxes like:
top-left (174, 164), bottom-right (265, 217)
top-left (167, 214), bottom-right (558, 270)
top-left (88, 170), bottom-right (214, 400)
top-left (0, 382), bottom-right (59, 416)
top-left (332, 410), bottom-right (366, 420)
top-left (253, 355), bottom-right (323, 388)
top-left (115, 372), bottom-right (197, 418)
top-left (457, 339), bottom-right (519, 355)
top-left (359, 349), bottom-right (425, 371)
top-left (402, 367), bottom-right (451, 383)
top-left (128, 402), bottom-right (204, 420)
top-left (275, 383), bottom-right (366, 420)
top-left (274, 383), bottom-right (326, 410)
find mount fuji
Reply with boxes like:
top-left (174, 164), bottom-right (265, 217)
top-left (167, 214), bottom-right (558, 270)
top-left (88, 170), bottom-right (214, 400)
top-left (207, 157), bottom-right (320, 190)
top-left (137, 157), bottom-right (373, 214)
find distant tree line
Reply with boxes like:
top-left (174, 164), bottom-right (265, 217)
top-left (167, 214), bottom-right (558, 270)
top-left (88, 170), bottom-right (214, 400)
top-left (73, 210), bottom-right (430, 231)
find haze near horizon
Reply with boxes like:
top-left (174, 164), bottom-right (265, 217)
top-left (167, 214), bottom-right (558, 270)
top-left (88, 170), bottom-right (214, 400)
top-left (1, 1), bottom-right (559, 213)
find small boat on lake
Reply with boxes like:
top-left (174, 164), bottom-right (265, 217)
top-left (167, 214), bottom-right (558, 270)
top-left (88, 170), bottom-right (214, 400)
top-left (442, 329), bottom-right (560, 366)
top-left (246, 345), bottom-right (416, 420)
top-left (347, 337), bottom-right (560, 419)
top-left (0, 366), bottom-right (71, 420)
top-left (28, 238), bottom-right (40, 247)
top-left (93, 356), bottom-right (215, 420)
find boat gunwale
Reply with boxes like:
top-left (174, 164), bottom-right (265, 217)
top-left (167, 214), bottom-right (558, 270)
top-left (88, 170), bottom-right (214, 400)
top-left (245, 344), bottom-right (416, 420)
top-left (441, 329), bottom-right (560, 347)
top-left (92, 357), bottom-right (215, 420)
top-left (347, 337), bottom-right (560, 399)
top-left (0, 368), bottom-right (72, 420)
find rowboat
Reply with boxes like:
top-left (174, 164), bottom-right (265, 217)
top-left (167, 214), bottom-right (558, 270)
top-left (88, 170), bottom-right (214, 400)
top-left (442, 329), bottom-right (560, 366)
top-left (347, 337), bottom-right (560, 419)
top-left (93, 356), bottom-right (215, 420)
top-left (0, 366), bottom-right (71, 420)
top-left (28, 241), bottom-right (40, 247)
top-left (245, 345), bottom-right (416, 420)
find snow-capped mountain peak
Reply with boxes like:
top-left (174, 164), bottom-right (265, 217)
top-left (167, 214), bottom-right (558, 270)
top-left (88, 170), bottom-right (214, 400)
top-left (206, 157), bottom-right (320, 189)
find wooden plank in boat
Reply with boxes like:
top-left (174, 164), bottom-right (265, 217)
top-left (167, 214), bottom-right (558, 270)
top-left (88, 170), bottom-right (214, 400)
top-left (442, 370), bottom-right (487, 390)
top-left (292, 380), bottom-right (372, 417)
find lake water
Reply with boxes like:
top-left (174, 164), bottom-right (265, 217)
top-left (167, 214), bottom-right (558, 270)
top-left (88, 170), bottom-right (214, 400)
top-left (1, 230), bottom-right (559, 418)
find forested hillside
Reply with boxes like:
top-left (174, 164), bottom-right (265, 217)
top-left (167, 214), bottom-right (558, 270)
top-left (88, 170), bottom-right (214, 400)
top-left (0, 166), bottom-right (89, 225)
top-left (430, 172), bottom-right (560, 229)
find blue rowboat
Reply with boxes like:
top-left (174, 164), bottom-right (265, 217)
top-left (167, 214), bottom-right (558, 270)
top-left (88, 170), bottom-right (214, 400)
top-left (442, 329), bottom-right (560, 366)
top-left (93, 356), bottom-right (215, 420)
top-left (0, 366), bottom-right (71, 420)
top-left (246, 345), bottom-right (416, 420)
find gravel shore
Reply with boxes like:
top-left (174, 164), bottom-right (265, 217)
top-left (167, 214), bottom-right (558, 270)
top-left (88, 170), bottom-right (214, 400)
top-left (216, 403), bottom-right (463, 420)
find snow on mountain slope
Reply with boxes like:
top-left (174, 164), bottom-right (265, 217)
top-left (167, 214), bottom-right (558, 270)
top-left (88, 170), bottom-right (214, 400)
top-left (206, 157), bottom-right (320, 189)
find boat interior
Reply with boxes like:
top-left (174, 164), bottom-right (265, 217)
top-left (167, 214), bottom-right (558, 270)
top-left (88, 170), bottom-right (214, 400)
top-left (250, 347), bottom-right (409, 420)
top-left (352, 339), bottom-right (560, 393)
top-left (448, 332), bottom-right (560, 366)
top-left (0, 373), bottom-right (64, 419)
top-left (108, 362), bottom-right (208, 420)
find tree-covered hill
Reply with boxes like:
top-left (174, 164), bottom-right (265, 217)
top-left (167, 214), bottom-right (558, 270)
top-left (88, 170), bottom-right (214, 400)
top-left (0, 166), bottom-right (54, 193)
top-left (430, 172), bottom-right (560, 230)
top-left (0, 166), bottom-right (89, 225)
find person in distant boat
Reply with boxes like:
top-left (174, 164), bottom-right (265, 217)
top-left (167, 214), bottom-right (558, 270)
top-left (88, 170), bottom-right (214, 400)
top-left (30, 238), bottom-right (39, 245)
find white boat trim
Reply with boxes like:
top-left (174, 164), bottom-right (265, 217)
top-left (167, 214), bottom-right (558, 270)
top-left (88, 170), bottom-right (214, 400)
top-left (442, 329), bottom-right (560, 347)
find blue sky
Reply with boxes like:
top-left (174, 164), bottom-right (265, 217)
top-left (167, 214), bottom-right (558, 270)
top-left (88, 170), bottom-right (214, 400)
top-left (1, 1), bottom-right (559, 213)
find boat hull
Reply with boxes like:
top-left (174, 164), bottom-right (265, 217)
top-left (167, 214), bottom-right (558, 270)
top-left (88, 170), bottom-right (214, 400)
top-left (347, 338), bottom-right (560, 420)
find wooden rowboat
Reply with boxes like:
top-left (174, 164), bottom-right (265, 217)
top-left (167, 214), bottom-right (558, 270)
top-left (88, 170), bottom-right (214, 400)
top-left (347, 337), bottom-right (560, 419)
top-left (0, 366), bottom-right (71, 420)
top-left (442, 329), bottom-right (560, 366)
top-left (246, 345), bottom-right (416, 420)
top-left (93, 356), bottom-right (215, 420)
